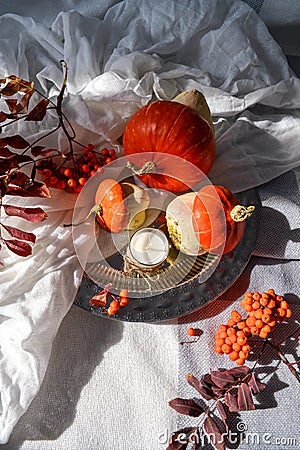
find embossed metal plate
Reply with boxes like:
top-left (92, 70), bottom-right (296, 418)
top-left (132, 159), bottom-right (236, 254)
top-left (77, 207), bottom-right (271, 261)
top-left (73, 188), bottom-right (260, 322)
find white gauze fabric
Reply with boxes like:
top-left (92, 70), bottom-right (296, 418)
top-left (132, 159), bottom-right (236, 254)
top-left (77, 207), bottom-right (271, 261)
top-left (0, 0), bottom-right (300, 443)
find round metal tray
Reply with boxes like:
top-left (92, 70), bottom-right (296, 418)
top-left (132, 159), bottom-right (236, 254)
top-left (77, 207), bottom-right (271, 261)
top-left (73, 187), bottom-right (260, 323)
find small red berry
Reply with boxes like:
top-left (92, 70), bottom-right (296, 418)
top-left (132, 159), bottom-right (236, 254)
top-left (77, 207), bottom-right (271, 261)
top-left (67, 179), bottom-right (76, 188)
top-left (187, 327), bottom-right (196, 337)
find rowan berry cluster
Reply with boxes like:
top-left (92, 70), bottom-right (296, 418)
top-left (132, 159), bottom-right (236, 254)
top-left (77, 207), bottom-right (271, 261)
top-left (215, 289), bottom-right (292, 365)
top-left (37, 145), bottom-right (117, 193)
top-left (107, 289), bottom-right (129, 316)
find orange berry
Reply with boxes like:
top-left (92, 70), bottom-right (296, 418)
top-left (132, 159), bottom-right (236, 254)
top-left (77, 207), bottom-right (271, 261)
top-left (226, 327), bottom-right (236, 336)
top-left (254, 309), bottom-right (263, 319)
top-left (268, 299), bottom-right (276, 309)
top-left (56, 179), bottom-right (67, 189)
top-left (243, 304), bottom-right (253, 312)
top-left (232, 343), bottom-right (241, 352)
top-left (243, 327), bottom-right (251, 336)
top-left (286, 308), bottom-right (292, 318)
top-left (67, 178), bottom-right (76, 188)
top-left (244, 291), bottom-right (253, 298)
top-left (218, 325), bottom-right (227, 333)
top-left (110, 299), bottom-right (120, 312)
top-left (228, 334), bottom-right (237, 344)
top-left (119, 297), bottom-right (129, 307)
top-left (236, 358), bottom-right (246, 365)
top-left (237, 336), bottom-right (247, 346)
top-left (246, 316), bottom-right (256, 327)
top-left (229, 351), bottom-right (239, 361)
top-left (259, 330), bottom-right (269, 339)
top-left (250, 326), bottom-right (259, 335)
top-left (236, 330), bottom-right (245, 337)
top-left (216, 338), bottom-right (225, 347)
top-left (73, 186), bottom-right (82, 194)
top-left (43, 168), bottom-right (52, 178)
top-left (255, 319), bottom-right (263, 329)
top-left (239, 351), bottom-right (248, 360)
top-left (107, 306), bottom-right (116, 316)
top-left (260, 297), bottom-right (269, 306)
top-left (49, 175), bottom-right (58, 185)
top-left (215, 346), bottom-right (223, 355)
top-left (219, 331), bottom-right (227, 339)
top-left (237, 321), bottom-right (246, 330)
top-left (268, 319), bottom-right (276, 328)
top-left (119, 289), bottom-right (129, 298)
top-left (64, 168), bottom-right (72, 177)
top-left (261, 313), bottom-right (271, 323)
top-left (261, 324), bottom-right (271, 334)
top-left (231, 310), bottom-right (242, 322)
top-left (227, 318), bottom-right (235, 327)
top-left (221, 344), bottom-right (232, 354)
top-left (225, 337), bottom-right (232, 345)
top-left (242, 344), bottom-right (251, 353)
top-left (263, 307), bottom-right (273, 316)
top-left (276, 308), bottom-right (286, 318)
top-left (267, 288), bottom-right (275, 295)
top-left (253, 292), bottom-right (261, 301)
top-left (280, 300), bottom-right (289, 309)
top-left (252, 301), bottom-right (260, 310)
top-left (187, 328), bottom-right (197, 337)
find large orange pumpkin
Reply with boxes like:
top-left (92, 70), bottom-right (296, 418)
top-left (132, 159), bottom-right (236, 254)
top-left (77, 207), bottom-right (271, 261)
top-left (192, 185), bottom-right (255, 255)
top-left (123, 100), bottom-right (215, 193)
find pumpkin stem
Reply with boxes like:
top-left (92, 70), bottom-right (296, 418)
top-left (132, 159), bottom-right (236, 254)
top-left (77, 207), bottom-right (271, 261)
top-left (126, 160), bottom-right (156, 175)
top-left (230, 205), bottom-right (255, 222)
top-left (63, 204), bottom-right (102, 227)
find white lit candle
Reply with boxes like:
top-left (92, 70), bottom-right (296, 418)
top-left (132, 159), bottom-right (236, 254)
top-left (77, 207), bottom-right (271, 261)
top-left (128, 228), bottom-right (169, 268)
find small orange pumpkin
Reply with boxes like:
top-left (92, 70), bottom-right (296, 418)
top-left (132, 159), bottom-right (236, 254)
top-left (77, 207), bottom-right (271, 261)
top-left (95, 179), bottom-right (150, 233)
top-left (192, 185), bottom-right (255, 255)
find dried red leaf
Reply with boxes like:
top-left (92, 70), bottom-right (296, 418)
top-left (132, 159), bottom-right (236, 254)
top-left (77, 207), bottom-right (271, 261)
top-left (0, 112), bottom-right (8, 122)
top-left (0, 135), bottom-right (29, 149)
top-left (10, 76), bottom-right (34, 93)
top-left (4, 239), bottom-right (32, 257)
top-left (4, 205), bottom-right (48, 222)
top-left (25, 99), bottom-right (49, 122)
top-left (203, 416), bottom-right (225, 450)
top-left (168, 398), bottom-right (204, 417)
top-left (2, 224), bottom-right (36, 243)
top-left (186, 374), bottom-right (214, 400)
top-left (224, 366), bottom-right (251, 380)
top-left (0, 147), bottom-right (16, 158)
top-left (237, 383), bottom-right (255, 411)
top-left (211, 386), bottom-right (226, 398)
top-left (0, 158), bottom-right (19, 174)
top-left (15, 154), bottom-right (33, 164)
top-left (210, 370), bottom-right (235, 389)
top-left (248, 372), bottom-right (266, 395)
top-left (216, 401), bottom-right (228, 424)
top-left (5, 92), bottom-right (32, 115)
top-left (6, 182), bottom-right (51, 198)
top-left (89, 290), bottom-right (109, 308)
top-left (31, 147), bottom-right (58, 158)
top-left (224, 391), bottom-right (239, 412)
top-left (0, 80), bottom-right (20, 96)
top-left (5, 99), bottom-right (18, 114)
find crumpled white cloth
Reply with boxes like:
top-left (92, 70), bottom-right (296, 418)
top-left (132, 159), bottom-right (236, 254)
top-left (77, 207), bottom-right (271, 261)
top-left (0, 0), bottom-right (300, 444)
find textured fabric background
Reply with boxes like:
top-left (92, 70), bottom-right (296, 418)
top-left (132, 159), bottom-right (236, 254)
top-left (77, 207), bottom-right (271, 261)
top-left (0, 0), bottom-right (299, 449)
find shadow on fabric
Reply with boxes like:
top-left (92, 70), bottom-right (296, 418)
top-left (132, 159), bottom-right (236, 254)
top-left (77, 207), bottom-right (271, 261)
top-left (2, 306), bottom-right (123, 449)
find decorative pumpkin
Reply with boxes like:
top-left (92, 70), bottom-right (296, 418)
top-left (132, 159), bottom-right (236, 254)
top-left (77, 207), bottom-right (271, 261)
top-left (166, 192), bottom-right (205, 256)
top-left (123, 100), bottom-right (215, 193)
top-left (192, 185), bottom-right (255, 255)
top-left (95, 179), bottom-right (150, 233)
